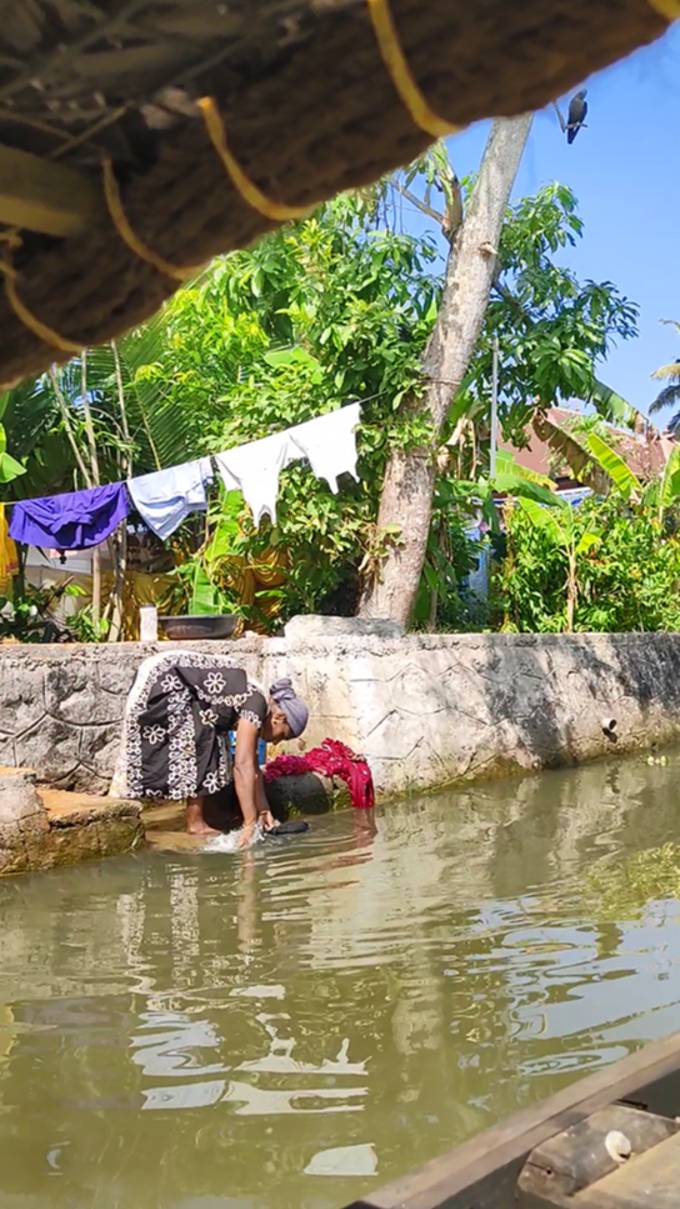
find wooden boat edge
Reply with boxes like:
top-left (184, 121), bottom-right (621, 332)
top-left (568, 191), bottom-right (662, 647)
top-left (344, 1029), bottom-right (680, 1208)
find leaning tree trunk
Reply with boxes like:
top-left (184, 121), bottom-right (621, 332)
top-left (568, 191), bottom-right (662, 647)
top-left (359, 115), bottom-right (533, 625)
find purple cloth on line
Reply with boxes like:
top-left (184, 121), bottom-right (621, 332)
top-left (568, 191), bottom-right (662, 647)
top-left (9, 483), bottom-right (130, 550)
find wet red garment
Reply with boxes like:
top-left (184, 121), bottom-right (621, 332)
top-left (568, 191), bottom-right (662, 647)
top-left (263, 738), bottom-right (375, 810)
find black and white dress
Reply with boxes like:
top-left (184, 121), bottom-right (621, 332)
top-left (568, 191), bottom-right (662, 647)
top-left (112, 652), bottom-right (267, 800)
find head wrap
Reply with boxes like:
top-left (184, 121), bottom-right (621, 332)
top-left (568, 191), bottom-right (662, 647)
top-left (269, 677), bottom-right (309, 738)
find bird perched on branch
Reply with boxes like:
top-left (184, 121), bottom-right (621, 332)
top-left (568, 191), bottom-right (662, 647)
top-left (567, 89), bottom-right (588, 144)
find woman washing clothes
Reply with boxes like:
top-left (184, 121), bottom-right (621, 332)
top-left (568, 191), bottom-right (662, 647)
top-left (112, 652), bottom-right (309, 842)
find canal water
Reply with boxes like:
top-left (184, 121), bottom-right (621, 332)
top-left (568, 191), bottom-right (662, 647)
top-left (2, 753), bottom-right (680, 1208)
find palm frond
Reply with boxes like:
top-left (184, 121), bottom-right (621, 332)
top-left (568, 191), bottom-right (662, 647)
top-left (651, 383), bottom-right (680, 417)
top-left (119, 305), bottom-right (205, 472)
top-left (651, 362), bottom-right (680, 383)
top-left (650, 320), bottom-right (680, 407)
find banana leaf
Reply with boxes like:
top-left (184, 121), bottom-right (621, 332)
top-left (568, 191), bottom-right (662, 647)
top-left (584, 431), bottom-right (640, 500)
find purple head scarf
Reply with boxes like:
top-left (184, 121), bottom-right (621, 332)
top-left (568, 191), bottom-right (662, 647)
top-left (269, 677), bottom-right (309, 738)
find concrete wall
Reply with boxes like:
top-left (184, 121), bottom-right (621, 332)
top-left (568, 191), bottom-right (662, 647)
top-left (1, 629), bottom-right (680, 797)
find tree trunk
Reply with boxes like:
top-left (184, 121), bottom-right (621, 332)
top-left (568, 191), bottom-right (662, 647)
top-left (358, 115), bottom-right (533, 626)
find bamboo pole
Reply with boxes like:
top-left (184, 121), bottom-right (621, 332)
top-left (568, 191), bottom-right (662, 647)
top-left (108, 340), bottom-right (131, 642)
top-left (79, 351), bottom-right (102, 627)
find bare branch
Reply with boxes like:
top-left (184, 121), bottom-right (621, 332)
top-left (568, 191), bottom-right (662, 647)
top-left (392, 180), bottom-right (445, 228)
top-left (552, 101), bottom-right (567, 134)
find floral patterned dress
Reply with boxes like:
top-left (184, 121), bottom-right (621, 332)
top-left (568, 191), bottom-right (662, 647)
top-left (114, 652), bottom-right (267, 800)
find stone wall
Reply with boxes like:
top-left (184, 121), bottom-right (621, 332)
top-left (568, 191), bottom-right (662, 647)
top-left (1, 628), bottom-right (680, 798)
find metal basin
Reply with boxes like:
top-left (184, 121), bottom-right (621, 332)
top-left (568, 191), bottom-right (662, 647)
top-left (158, 615), bottom-right (238, 641)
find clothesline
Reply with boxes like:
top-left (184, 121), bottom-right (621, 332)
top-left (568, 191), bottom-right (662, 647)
top-left (8, 403), bottom-right (362, 553)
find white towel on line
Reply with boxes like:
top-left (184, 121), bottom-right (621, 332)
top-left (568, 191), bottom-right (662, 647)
top-left (288, 403), bottom-right (361, 493)
top-left (213, 404), bottom-right (361, 528)
top-left (214, 432), bottom-right (298, 527)
top-left (128, 457), bottom-right (214, 540)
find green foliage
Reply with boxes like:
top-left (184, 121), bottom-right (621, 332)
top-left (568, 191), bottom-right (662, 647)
top-left (492, 449), bottom-right (559, 506)
top-left (459, 183), bottom-right (639, 446)
top-left (67, 604), bottom-right (110, 644)
top-left (1, 169), bottom-right (641, 631)
top-left (496, 494), bottom-right (680, 633)
top-left (0, 393), bottom-right (25, 487)
top-left (0, 582), bottom-right (85, 642)
top-left (122, 198), bottom-right (441, 619)
top-left (583, 430), bottom-right (641, 500)
top-left (413, 477), bottom-right (491, 631)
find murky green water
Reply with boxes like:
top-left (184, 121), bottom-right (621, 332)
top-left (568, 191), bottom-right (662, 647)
top-left (2, 754), bottom-right (680, 1208)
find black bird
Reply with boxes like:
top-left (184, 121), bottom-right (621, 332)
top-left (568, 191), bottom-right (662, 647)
top-left (567, 89), bottom-right (588, 144)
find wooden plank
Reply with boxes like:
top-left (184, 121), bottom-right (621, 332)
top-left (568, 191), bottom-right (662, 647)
top-left (577, 1130), bottom-right (680, 1208)
top-left (343, 1031), bottom-right (680, 1209)
top-left (0, 143), bottom-right (102, 237)
top-left (519, 1104), bottom-right (678, 1206)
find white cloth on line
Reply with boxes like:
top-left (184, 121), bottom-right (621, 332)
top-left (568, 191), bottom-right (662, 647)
top-left (288, 403), bottom-right (361, 493)
top-left (128, 457), bottom-right (214, 540)
top-left (214, 432), bottom-right (298, 527)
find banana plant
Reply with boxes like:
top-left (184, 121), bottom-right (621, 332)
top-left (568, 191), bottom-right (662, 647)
top-left (514, 496), bottom-right (601, 633)
top-left (657, 444), bottom-right (680, 524)
top-left (533, 411), bottom-right (642, 500)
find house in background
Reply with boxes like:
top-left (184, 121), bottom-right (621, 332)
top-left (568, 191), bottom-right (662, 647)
top-left (500, 405), bottom-right (671, 496)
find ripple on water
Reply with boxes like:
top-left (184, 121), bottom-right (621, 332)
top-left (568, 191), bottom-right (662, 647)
top-left (2, 753), bottom-right (680, 1207)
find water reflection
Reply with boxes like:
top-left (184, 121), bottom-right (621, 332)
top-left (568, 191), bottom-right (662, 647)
top-left (2, 753), bottom-right (680, 1207)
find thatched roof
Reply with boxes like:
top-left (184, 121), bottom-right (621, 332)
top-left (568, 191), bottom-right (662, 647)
top-left (0, 0), bottom-right (670, 386)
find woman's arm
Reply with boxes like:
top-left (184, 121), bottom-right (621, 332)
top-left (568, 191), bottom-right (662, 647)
top-left (233, 717), bottom-right (259, 832)
top-left (255, 769), bottom-right (275, 831)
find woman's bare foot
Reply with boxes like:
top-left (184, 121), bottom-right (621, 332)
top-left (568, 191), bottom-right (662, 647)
top-left (186, 797), bottom-right (222, 837)
top-left (187, 821), bottom-right (222, 838)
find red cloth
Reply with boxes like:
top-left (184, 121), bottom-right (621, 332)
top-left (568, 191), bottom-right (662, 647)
top-left (264, 738), bottom-right (375, 810)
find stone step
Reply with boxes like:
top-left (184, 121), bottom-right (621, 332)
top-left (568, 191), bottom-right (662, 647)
top-left (41, 788), bottom-right (140, 828)
top-left (0, 767), bottom-right (143, 876)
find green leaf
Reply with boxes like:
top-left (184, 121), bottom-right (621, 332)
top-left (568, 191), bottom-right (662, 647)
top-left (575, 531), bottom-right (601, 556)
top-left (589, 379), bottom-right (640, 430)
top-left (517, 497), bottom-right (561, 533)
top-left (0, 450), bottom-right (26, 483)
top-left (189, 566), bottom-right (221, 615)
top-left (659, 446), bottom-right (680, 517)
top-left (493, 450), bottom-right (561, 507)
top-left (584, 432), bottom-right (641, 499)
top-left (263, 347), bottom-right (321, 371)
top-left (533, 413), bottom-right (610, 495)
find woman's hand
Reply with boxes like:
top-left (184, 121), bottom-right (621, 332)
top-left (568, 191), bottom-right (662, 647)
top-left (257, 809), bottom-right (276, 832)
top-left (237, 819), bottom-right (259, 849)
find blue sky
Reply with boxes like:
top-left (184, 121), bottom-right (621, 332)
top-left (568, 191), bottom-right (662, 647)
top-left (401, 23), bottom-right (680, 419)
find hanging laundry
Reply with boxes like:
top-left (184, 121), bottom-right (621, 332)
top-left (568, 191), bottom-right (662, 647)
top-left (9, 482), bottom-right (129, 551)
top-left (128, 457), bottom-right (214, 540)
top-left (214, 431), bottom-right (298, 527)
top-left (0, 504), bottom-right (18, 594)
top-left (263, 738), bottom-right (375, 811)
top-left (288, 402), bottom-right (361, 492)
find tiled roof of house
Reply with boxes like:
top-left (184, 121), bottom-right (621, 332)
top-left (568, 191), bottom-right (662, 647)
top-left (500, 407), bottom-right (671, 485)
